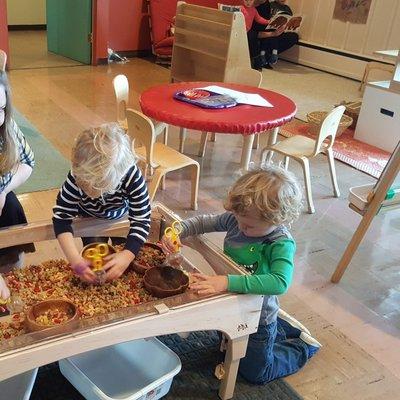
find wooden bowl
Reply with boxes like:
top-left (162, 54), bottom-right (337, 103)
top-left (81, 242), bottom-right (116, 267)
top-left (132, 242), bottom-right (166, 275)
top-left (25, 299), bottom-right (79, 335)
top-left (143, 266), bottom-right (189, 298)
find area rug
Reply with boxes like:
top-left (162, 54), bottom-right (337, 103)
top-left (30, 331), bottom-right (303, 400)
top-left (13, 110), bottom-right (70, 194)
top-left (280, 119), bottom-right (390, 178)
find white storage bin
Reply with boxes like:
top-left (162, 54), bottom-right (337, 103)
top-left (348, 183), bottom-right (374, 211)
top-left (59, 338), bottom-right (181, 400)
top-left (0, 368), bottom-right (38, 400)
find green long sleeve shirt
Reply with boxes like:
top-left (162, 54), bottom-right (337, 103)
top-left (181, 212), bottom-right (295, 295)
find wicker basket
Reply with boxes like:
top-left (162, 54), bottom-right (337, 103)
top-left (306, 111), bottom-right (353, 137)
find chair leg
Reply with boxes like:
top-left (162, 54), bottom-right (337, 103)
top-left (266, 127), bottom-right (280, 163)
top-left (260, 146), bottom-right (269, 164)
top-left (179, 128), bottom-right (187, 153)
top-left (163, 125), bottom-right (169, 145)
top-left (359, 63), bottom-right (369, 92)
top-left (198, 131), bottom-right (209, 157)
top-left (190, 163), bottom-right (200, 210)
top-left (147, 169), bottom-right (164, 202)
top-left (161, 174), bottom-right (166, 190)
top-left (210, 133), bottom-right (216, 142)
top-left (301, 158), bottom-right (315, 214)
top-left (284, 156), bottom-right (289, 170)
top-left (327, 148), bottom-right (340, 197)
top-left (253, 134), bottom-right (259, 150)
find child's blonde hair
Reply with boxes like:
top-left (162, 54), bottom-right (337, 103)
top-left (72, 123), bottom-right (135, 196)
top-left (0, 71), bottom-right (19, 175)
top-left (224, 165), bottom-right (302, 225)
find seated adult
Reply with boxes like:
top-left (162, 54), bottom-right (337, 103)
top-left (253, 0), bottom-right (299, 68)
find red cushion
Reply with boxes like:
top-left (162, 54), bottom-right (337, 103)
top-left (155, 36), bottom-right (174, 49)
top-left (155, 47), bottom-right (173, 56)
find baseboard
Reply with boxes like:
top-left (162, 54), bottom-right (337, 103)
top-left (281, 43), bottom-right (394, 81)
top-left (8, 24), bottom-right (46, 31)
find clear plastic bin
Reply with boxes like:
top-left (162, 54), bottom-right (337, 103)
top-left (0, 368), bottom-right (38, 400)
top-left (59, 338), bottom-right (181, 400)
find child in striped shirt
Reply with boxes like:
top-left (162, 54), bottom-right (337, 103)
top-left (53, 123), bottom-right (151, 284)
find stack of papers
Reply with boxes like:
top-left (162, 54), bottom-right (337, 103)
top-left (198, 85), bottom-right (273, 108)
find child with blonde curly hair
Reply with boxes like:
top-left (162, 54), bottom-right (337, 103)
top-left (163, 165), bottom-right (320, 384)
top-left (53, 123), bottom-right (151, 284)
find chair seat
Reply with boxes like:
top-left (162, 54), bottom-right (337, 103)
top-left (136, 142), bottom-right (198, 171)
top-left (120, 119), bottom-right (167, 136)
top-left (271, 135), bottom-right (327, 158)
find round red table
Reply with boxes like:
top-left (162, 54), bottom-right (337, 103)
top-left (140, 82), bottom-right (297, 170)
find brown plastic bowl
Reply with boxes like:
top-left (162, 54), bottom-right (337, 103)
top-left (81, 242), bottom-right (116, 266)
top-left (132, 242), bottom-right (166, 275)
top-left (25, 299), bottom-right (79, 334)
top-left (144, 266), bottom-right (189, 298)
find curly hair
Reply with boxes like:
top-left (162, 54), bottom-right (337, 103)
top-left (224, 165), bottom-right (302, 226)
top-left (72, 123), bottom-right (136, 197)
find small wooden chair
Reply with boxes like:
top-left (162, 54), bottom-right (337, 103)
top-left (260, 106), bottom-right (345, 214)
top-left (0, 49), bottom-right (7, 71)
top-left (112, 75), bottom-right (168, 144)
top-left (126, 108), bottom-right (199, 210)
top-left (197, 68), bottom-right (263, 157)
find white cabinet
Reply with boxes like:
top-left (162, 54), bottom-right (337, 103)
top-left (355, 50), bottom-right (400, 153)
top-left (354, 81), bottom-right (400, 152)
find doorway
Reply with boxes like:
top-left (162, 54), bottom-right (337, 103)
top-left (5, 0), bottom-right (92, 70)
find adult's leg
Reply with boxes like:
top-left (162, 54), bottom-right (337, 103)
top-left (247, 30), bottom-right (265, 69)
top-left (239, 320), bottom-right (311, 384)
top-left (275, 32), bottom-right (299, 53)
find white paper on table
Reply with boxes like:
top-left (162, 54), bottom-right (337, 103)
top-left (199, 85), bottom-right (273, 108)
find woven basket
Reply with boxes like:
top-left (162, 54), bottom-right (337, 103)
top-left (306, 111), bottom-right (353, 137)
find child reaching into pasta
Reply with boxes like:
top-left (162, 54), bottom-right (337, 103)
top-left (53, 123), bottom-right (151, 284)
top-left (163, 166), bottom-right (321, 384)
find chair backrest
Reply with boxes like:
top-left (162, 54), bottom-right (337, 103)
top-left (0, 50), bottom-right (6, 72)
top-left (112, 74), bottom-right (129, 124)
top-left (313, 105), bottom-right (346, 155)
top-left (126, 108), bottom-right (157, 167)
top-left (225, 67), bottom-right (262, 87)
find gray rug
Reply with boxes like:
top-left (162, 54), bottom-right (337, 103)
top-left (13, 110), bottom-right (69, 194)
top-left (30, 331), bottom-right (302, 400)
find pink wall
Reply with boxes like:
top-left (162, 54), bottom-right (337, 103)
top-left (92, 0), bottom-right (243, 64)
top-left (108, 0), bottom-right (151, 52)
top-left (0, 0), bottom-right (9, 63)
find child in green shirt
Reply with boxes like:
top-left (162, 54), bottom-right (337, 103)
top-left (163, 165), bottom-right (321, 384)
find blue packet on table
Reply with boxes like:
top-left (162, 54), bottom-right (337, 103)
top-left (173, 89), bottom-right (237, 109)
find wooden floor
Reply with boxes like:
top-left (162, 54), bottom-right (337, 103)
top-left (7, 57), bottom-right (400, 400)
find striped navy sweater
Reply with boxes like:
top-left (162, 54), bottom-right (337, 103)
top-left (52, 165), bottom-right (151, 255)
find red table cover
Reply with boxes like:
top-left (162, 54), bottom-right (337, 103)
top-left (140, 82), bottom-right (297, 135)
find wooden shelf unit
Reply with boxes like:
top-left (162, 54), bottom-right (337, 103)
top-left (171, 3), bottom-right (252, 83)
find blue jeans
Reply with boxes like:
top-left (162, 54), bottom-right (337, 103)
top-left (239, 320), bottom-right (310, 385)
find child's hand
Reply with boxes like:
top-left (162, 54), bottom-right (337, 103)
top-left (103, 250), bottom-right (134, 281)
top-left (190, 273), bottom-right (228, 295)
top-left (160, 235), bottom-right (182, 254)
top-left (71, 259), bottom-right (97, 284)
top-left (0, 275), bottom-right (10, 301)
